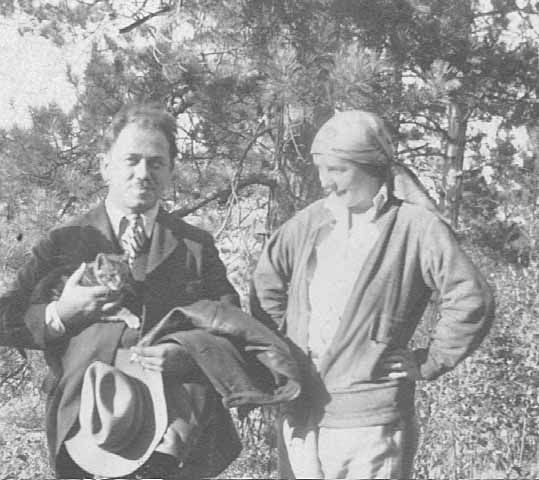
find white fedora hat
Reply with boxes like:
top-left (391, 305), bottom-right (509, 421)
top-left (64, 348), bottom-right (168, 477)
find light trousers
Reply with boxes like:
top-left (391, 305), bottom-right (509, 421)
top-left (283, 417), bottom-right (418, 479)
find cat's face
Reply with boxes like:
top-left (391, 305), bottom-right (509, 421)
top-left (91, 253), bottom-right (132, 291)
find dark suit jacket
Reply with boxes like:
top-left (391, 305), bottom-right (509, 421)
top-left (0, 203), bottom-right (241, 473)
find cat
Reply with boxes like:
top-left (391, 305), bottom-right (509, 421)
top-left (79, 252), bottom-right (133, 291)
top-left (31, 253), bottom-right (140, 329)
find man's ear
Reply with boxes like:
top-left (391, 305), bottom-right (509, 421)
top-left (99, 152), bottom-right (110, 183)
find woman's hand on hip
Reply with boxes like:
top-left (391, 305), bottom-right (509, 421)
top-left (381, 348), bottom-right (422, 381)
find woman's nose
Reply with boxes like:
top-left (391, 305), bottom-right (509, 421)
top-left (319, 172), bottom-right (335, 191)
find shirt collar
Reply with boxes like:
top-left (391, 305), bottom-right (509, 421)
top-left (105, 197), bottom-right (159, 239)
top-left (324, 184), bottom-right (388, 228)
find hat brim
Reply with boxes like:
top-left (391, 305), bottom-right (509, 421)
top-left (65, 349), bottom-right (168, 477)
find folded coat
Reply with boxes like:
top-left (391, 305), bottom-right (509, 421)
top-left (45, 299), bottom-right (302, 478)
top-left (146, 299), bottom-right (302, 407)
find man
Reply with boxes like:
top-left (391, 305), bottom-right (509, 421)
top-left (0, 104), bottom-right (241, 478)
top-left (250, 110), bottom-right (494, 479)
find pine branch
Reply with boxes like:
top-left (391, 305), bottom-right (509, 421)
top-left (174, 174), bottom-right (276, 217)
top-left (397, 143), bottom-right (429, 155)
top-left (58, 196), bottom-right (79, 218)
top-left (119, 5), bottom-right (172, 34)
top-left (232, 126), bottom-right (273, 188)
top-left (401, 119), bottom-right (450, 140)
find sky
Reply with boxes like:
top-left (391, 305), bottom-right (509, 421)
top-left (0, 15), bottom-right (89, 129)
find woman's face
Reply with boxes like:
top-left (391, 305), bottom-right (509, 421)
top-left (313, 154), bottom-right (383, 208)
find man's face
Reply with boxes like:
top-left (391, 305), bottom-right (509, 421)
top-left (101, 123), bottom-right (173, 214)
top-left (313, 154), bottom-right (381, 208)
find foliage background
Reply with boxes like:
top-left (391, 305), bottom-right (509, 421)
top-left (1, 0), bottom-right (539, 478)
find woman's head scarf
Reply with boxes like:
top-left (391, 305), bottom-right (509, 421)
top-left (311, 110), bottom-right (440, 213)
top-left (311, 110), bottom-right (393, 167)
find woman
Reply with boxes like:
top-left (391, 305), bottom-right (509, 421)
top-left (251, 110), bottom-right (494, 479)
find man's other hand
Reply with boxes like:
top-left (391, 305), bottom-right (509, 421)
top-left (130, 343), bottom-right (194, 375)
top-left (56, 263), bottom-right (121, 331)
top-left (381, 348), bottom-right (422, 381)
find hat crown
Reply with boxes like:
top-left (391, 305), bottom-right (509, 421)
top-left (82, 362), bottom-right (145, 452)
top-left (65, 349), bottom-right (167, 477)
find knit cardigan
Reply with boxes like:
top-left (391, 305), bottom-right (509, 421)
top-left (251, 198), bottom-right (494, 427)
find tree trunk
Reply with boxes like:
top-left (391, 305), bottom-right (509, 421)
top-left (443, 101), bottom-right (468, 228)
top-left (526, 123), bottom-right (539, 260)
top-left (267, 104), bottom-right (330, 231)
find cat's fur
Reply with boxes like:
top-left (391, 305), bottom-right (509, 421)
top-left (31, 253), bottom-right (140, 329)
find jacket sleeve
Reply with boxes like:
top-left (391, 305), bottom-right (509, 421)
top-left (201, 232), bottom-right (241, 307)
top-left (0, 232), bottom-right (59, 350)
top-left (417, 216), bottom-right (495, 380)
top-left (250, 222), bottom-right (296, 332)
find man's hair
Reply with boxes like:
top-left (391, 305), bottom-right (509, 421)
top-left (102, 104), bottom-right (178, 162)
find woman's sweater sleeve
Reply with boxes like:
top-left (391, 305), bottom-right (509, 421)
top-left (417, 216), bottom-right (495, 380)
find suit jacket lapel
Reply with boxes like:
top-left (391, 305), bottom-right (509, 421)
top-left (146, 208), bottom-right (179, 276)
top-left (81, 202), bottom-right (123, 255)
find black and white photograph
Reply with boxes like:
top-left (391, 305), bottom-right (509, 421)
top-left (0, 1), bottom-right (537, 478)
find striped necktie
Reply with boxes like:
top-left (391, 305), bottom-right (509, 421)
top-left (121, 214), bottom-right (148, 274)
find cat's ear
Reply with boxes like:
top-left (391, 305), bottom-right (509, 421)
top-left (95, 253), bottom-right (105, 270)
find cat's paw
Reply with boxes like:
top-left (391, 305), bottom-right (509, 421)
top-left (102, 308), bottom-right (141, 329)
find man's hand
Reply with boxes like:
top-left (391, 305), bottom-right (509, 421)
top-left (381, 348), bottom-right (422, 381)
top-left (130, 343), bottom-right (194, 375)
top-left (56, 263), bottom-right (121, 331)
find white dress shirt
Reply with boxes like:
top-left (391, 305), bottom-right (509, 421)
top-left (307, 185), bottom-right (388, 362)
top-left (105, 198), bottom-right (159, 239)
